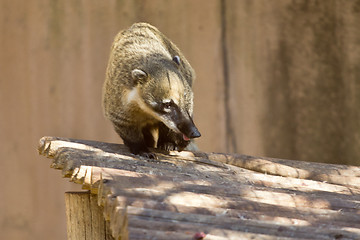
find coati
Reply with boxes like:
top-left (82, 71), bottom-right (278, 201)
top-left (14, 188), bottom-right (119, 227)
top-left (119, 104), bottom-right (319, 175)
top-left (102, 23), bottom-right (201, 156)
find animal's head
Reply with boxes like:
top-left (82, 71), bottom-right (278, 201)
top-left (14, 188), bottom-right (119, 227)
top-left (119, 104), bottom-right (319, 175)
top-left (130, 55), bottom-right (201, 141)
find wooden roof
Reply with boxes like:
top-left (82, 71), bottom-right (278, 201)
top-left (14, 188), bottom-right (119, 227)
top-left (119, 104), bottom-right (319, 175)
top-left (38, 136), bottom-right (360, 240)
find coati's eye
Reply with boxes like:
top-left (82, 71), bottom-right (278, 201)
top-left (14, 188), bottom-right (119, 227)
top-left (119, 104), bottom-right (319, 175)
top-left (163, 102), bottom-right (171, 109)
top-left (172, 55), bottom-right (181, 65)
top-left (162, 99), bottom-right (173, 112)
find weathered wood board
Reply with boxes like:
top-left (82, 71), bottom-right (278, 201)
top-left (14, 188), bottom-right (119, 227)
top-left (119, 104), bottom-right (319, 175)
top-left (38, 136), bottom-right (360, 239)
top-left (65, 192), bottom-right (114, 240)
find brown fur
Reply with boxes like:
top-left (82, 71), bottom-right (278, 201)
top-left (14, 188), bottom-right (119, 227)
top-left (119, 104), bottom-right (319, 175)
top-left (102, 23), bottom-right (200, 155)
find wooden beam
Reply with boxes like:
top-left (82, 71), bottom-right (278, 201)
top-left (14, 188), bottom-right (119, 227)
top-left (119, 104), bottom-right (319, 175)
top-left (39, 137), bottom-right (360, 239)
top-left (65, 191), bottom-right (114, 240)
top-left (39, 136), bottom-right (360, 189)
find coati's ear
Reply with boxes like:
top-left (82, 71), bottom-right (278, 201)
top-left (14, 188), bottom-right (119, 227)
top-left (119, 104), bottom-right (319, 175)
top-left (131, 69), bottom-right (148, 84)
top-left (173, 55), bottom-right (181, 65)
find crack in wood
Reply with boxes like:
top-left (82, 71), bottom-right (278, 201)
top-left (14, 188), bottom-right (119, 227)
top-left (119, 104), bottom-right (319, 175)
top-left (220, 0), bottom-right (237, 153)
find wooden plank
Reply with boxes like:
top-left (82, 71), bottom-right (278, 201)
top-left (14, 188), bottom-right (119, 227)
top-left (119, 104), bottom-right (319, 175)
top-left (127, 227), bottom-right (298, 240)
top-left (127, 227), bottom-right (199, 240)
top-left (196, 151), bottom-right (360, 189)
top-left (40, 137), bottom-right (360, 239)
top-left (93, 167), bottom-right (360, 212)
top-left (111, 196), bottom-right (360, 228)
top-left (39, 136), bottom-right (360, 189)
top-left (70, 164), bottom-right (360, 238)
top-left (65, 191), bottom-right (114, 240)
top-left (102, 171), bottom-right (360, 239)
top-left (39, 137), bottom-right (360, 214)
top-left (126, 206), bottom-right (360, 239)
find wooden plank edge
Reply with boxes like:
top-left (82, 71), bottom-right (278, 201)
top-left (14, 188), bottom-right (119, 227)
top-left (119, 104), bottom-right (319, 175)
top-left (125, 206), bottom-right (360, 240)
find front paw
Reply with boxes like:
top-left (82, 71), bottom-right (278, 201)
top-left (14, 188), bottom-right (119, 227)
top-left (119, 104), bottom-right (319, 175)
top-left (157, 140), bottom-right (190, 152)
top-left (157, 142), bottom-right (178, 151)
top-left (124, 141), bottom-right (157, 159)
top-left (137, 151), bottom-right (157, 160)
top-left (130, 148), bottom-right (157, 160)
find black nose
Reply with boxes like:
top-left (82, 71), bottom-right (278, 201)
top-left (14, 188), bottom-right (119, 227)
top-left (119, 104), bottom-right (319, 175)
top-left (189, 126), bottom-right (201, 139)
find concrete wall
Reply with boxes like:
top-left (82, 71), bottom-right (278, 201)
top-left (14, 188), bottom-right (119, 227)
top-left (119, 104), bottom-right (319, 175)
top-left (1, 0), bottom-right (360, 239)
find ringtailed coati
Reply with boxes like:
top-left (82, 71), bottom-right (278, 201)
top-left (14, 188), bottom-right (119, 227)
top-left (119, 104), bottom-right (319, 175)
top-left (102, 22), bottom-right (201, 156)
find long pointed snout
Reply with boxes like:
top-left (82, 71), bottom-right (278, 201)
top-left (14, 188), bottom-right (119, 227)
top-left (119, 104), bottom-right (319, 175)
top-left (177, 118), bottom-right (201, 141)
top-left (189, 125), bottom-right (201, 138)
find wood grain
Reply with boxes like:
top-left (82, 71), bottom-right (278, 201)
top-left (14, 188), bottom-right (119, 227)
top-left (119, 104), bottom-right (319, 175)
top-left (40, 136), bottom-right (360, 239)
top-left (65, 191), bottom-right (114, 240)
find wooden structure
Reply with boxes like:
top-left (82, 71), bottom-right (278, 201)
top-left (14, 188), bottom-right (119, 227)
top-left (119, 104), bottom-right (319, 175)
top-left (38, 136), bottom-right (360, 239)
top-left (4, 1), bottom-right (360, 239)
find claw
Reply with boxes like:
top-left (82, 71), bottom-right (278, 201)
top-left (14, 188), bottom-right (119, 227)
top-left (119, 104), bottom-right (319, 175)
top-left (138, 152), bottom-right (157, 160)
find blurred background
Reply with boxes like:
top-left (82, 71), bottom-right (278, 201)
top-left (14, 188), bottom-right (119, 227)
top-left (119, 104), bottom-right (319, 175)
top-left (1, 0), bottom-right (360, 239)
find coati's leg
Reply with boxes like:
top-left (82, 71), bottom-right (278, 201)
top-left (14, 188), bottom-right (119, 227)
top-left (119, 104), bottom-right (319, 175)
top-left (113, 124), bottom-right (155, 158)
top-left (157, 123), bottom-right (189, 151)
top-left (142, 124), bottom-right (158, 149)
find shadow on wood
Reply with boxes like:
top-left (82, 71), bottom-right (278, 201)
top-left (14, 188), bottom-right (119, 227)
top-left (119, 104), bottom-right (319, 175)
top-left (38, 136), bottom-right (360, 240)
